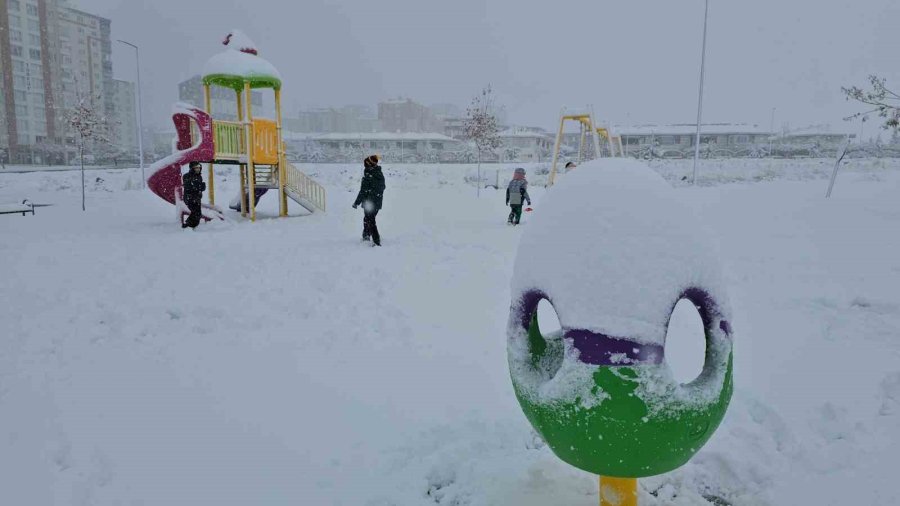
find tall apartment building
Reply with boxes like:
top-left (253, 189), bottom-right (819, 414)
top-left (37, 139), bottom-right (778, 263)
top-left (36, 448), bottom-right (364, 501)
top-left (378, 98), bottom-right (442, 133)
top-left (110, 78), bottom-right (136, 155)
top-left (0, 0), bottom-right (121, 164)
top-left (178, 74), bottom-right (263, 121)
top-left (1, 0), bottom-right (64, 163)
top-left (57, 5), bottom-right (113, 126)
top-left (288, 105), bottom-right (379, 133)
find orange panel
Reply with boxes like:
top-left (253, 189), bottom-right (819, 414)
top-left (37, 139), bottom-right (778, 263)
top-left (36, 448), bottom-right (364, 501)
top-left (253, 119), bottom-right (279, 165)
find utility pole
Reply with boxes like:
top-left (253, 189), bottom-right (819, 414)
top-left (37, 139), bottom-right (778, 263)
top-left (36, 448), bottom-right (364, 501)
top-left (692, 0), bottom-right (710, 185)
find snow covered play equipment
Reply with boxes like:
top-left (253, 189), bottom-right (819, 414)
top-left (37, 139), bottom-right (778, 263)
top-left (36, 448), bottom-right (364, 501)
top-left (548, 107), bottom-right (625, 187)
top-left (147, 30), bottom-right (326, 223)
top-left (507, 159), bottom-right (733, 505)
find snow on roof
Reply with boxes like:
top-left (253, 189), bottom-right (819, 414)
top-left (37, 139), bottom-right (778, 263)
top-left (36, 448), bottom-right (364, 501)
top-left (499, 128), bottom-right (551, 138)
top-left (202, 29), bottom-right (281, 87)
top-left (614, 123), bottom-right (771, 136)
top-left (284, 132), bottom-right (459, 142)
top-left (511, 158), bottom-right (729, 347)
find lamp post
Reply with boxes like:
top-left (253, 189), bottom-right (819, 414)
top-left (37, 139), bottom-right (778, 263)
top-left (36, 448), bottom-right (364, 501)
top-left (117, 39), bottom-right (144, 187)
top-left (769, 107), bottom-right (776, 156)
top-left (692, 0), bottom-right (710, 185)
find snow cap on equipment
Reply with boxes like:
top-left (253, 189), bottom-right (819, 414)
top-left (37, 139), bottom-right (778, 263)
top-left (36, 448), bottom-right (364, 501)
top-left (202, 29), bottom-right (282, 91)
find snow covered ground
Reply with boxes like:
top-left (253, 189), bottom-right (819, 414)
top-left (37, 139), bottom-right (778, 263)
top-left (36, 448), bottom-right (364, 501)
top-left (1, 159), bottom-right (899, 505)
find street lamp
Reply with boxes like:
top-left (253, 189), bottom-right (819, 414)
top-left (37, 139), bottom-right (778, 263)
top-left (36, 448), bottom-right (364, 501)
top-left (117, 39), bottom-right (144, 187)
top-left (692, 0), bottom-right (710, 185)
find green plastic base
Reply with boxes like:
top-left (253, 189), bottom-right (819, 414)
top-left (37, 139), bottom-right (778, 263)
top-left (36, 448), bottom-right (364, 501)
top-left (511, 313), bottom-right (733, 477)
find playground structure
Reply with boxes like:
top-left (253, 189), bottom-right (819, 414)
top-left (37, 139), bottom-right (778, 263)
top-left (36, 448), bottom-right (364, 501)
top-left (508, 159), bottom-right (733, 505)
top-left (147, 30), bottom-right (325, 223)
top-left (547, 107), bottom-right (625, 186)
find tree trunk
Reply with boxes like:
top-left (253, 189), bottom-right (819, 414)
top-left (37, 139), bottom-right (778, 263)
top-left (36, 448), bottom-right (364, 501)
top-left (476, 151), bottom-right (481, 198)
top-left (80, 145), bottom-right (86, 211)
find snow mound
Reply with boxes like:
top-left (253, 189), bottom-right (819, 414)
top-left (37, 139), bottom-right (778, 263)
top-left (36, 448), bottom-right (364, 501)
top-left (512, 158), bottom-right (730, 346)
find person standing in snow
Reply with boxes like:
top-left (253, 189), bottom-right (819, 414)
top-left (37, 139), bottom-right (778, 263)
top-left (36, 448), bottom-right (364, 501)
top-left (182, 161), bottom-right (206, 229)
top-left (506, 167), bottom-right (531, 225)
top-left (352, 155), bottom-right (386, 246)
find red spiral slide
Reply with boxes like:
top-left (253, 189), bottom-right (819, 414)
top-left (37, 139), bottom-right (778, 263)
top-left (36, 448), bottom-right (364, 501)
top-left (147, 103), bottom-right (223, 222)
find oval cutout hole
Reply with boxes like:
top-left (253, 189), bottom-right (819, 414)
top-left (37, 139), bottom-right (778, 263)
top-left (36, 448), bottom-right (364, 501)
top-left (536, 298), bottom-right (562, 337)
top-left (665, 298), bottom-right (706, 384)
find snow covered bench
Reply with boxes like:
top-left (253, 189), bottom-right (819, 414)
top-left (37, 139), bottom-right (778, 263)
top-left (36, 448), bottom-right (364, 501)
top-left (0, 200), bottom-right (36, 216)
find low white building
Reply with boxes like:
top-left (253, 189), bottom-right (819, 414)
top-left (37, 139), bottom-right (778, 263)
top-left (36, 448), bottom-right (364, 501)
top-left (284, 131), bottom-right (462, 163)
top-left (778, 124), bottom-right (855, 145)
top-left (498, 127), bottom-right (554, 162)
top-left (615, 123), bottom-right (773, 157)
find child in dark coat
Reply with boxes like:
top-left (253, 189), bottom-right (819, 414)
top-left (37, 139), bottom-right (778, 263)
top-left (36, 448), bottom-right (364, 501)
top-left (352, 155), bottom-right (386, 246)
top-left (505, 167), bottom-right (531, 225)
top-left (182, 161), bottom-right (206, 229)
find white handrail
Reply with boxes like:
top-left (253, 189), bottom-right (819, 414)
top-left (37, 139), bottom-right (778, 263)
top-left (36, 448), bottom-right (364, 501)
top-left (283, 161), bottom-right (326, 211)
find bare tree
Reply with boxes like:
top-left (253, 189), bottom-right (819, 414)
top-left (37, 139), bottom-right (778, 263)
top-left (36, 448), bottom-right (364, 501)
top-left (66, 96), bottom-right (109, 211)
top-left (842, 75), bottom-right (900, 130)
top-left (464, 85), bottom-right (501, 196)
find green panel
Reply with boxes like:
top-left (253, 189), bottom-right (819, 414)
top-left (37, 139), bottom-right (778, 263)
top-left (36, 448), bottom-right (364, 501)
top-left (213, 122), bottom-right (244, 157)
top-left (510, 313), bottom-right (733, 478)
top-left (202, 73), bottom-right (281, 91)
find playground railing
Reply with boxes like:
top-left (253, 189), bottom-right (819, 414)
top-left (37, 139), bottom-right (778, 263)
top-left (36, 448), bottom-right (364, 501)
top-left (252, 119), bottom-right (279, 165)
top-left (283, 161), bottom-right (326, 212)
top-left (213, 121), bottom-right (245, 161)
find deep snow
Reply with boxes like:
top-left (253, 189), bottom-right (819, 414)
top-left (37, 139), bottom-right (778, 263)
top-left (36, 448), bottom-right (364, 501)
top-left (1, 159), bottom-right (899, 505)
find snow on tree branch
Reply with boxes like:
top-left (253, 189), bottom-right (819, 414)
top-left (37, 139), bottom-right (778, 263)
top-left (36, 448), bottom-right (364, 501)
top-left (464, 85), bottom-right (502, 156)
top-left (66, 94), bottom-right (111, 144)
top-left (842, 75), bottom-right (900, 130)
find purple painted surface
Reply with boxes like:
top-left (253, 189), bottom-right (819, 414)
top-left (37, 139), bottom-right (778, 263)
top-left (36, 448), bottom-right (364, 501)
top-left (515, 287), bottom-right (731, 367)
top-left (564, 329), bottom-right (663, 366)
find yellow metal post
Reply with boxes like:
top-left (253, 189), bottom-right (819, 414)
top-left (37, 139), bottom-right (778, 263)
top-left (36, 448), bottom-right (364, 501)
top-left (548, 111), bottom-right (566, 187)
top-left (600, 476), bottom-right (637, 506)
top-left (244, 82), bottom-right (257, 222)
top-left (204, 83), bottom-right (215, 205)
top-left (236, 90), bottom-right (247, 217)
top-left (275, 88), bottom-right (287, 217)
top-left (578, 122), bottom-right (587, 164)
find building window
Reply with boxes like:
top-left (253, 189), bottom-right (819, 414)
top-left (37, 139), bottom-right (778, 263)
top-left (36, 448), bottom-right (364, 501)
top-left (430, 142), bottom-right (444, 150)
top-left (9, 0), bottom-right (21, 10)
top-left (29, 48), bottom-right (41, 60)
top-left (26, 3), bottom-right (38, 15)
top-left (29, 34), bottom-right (40, 46)
top-left (11, 45), bottom-right (23, 57)
top-left (658, 136), bottom-right (676, 145)
top-left (9, 14), bottom-right (21, 26)
top-left (10, 29), bottom-right (22, 42)
top-left (733, 135), bottom-right (750, 144)
top-left (12, 60), bottom-right (25, 72)
top-left (28, 19), bottom-right (39, 32)
top-left (369, 141), bottom-right (376, 148)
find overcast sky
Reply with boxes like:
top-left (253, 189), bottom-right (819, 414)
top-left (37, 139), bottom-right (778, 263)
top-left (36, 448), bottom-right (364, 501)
top-left (75, 0), bottom-right (900, 136)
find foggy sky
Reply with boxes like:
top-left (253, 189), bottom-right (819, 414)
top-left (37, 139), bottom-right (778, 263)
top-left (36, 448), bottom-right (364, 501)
top-left (77, 0), bottom-right (900, 136)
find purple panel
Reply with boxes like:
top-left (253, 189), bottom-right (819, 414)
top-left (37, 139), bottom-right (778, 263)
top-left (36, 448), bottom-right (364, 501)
top-left (564, 329), bottom-right (664, 366)
top-left (515, 287), bottom-right (731, 367)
